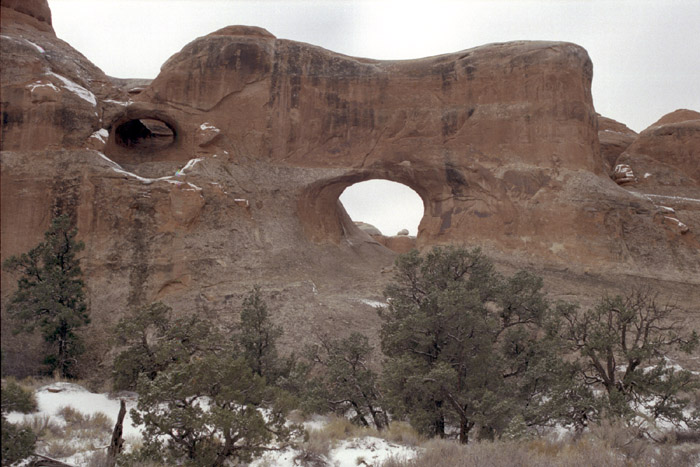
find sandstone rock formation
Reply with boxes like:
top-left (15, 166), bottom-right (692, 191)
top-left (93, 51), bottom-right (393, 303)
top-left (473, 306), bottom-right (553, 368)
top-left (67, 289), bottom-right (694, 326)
top-left (2, 1), bottom-right (699, 375)
top-left (613, 109), bottom-right (700, 243)
top-left (597, 115), bottom-right (637, 170)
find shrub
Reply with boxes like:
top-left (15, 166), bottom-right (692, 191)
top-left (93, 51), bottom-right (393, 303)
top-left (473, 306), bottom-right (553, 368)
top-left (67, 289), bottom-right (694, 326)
top-left (1, 415), bottom-right (37, 464)
top-left (1, 379), bottom-right (38, 414)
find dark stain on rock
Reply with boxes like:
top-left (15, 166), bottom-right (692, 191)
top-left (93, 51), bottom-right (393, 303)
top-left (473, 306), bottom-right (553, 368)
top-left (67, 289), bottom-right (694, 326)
top-left (440, 211), bottom-right (452, 232)
top-left (445, 162), bottom-right (468, 196)
top-left (442, 110), bottom-right (459, 137)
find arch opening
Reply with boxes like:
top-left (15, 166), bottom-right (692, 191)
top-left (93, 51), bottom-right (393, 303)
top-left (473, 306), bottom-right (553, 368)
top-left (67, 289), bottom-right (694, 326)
top-left (339, 179), bottom-right (424, 252)
top-left (114, 118), bottom-right (175, 150)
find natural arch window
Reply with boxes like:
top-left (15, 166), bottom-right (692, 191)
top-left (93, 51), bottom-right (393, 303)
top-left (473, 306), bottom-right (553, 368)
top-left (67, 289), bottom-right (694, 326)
top-left (115, 118), bottom-right (175, 150)
top-left (340, 180), bottom-right (424, 237)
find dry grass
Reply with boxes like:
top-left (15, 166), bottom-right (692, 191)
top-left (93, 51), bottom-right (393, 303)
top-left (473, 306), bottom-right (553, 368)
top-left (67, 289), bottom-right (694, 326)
top-left (57, 405), bottom-right (113, 433)
top-left (43, 440), bottom-right (79, 459)
top-left (381, 421), bottom-right (425, 447)
top-left (380, 421), bottom-right (700, 467)
top-left (19, 413), bottom-right (63, 438)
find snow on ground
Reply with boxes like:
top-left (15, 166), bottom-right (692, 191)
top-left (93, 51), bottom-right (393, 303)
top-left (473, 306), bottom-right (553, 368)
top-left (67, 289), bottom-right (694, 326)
top-left (251, 437), bottom-right (418, 467)
top-left (331, 437), bottom-right (417, 466)
top-left (6, 384), bottom-right (418, 467)
top-left (6, 382), bottom-right (141, 440)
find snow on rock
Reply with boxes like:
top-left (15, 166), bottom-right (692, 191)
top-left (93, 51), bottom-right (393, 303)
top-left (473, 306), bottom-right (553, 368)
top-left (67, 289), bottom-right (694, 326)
top-left (196, 122), bottom-right (222, 147)
top-left (47, 72), bottom-right (97, 106)
top-left (176, 158), bottom-right (204, 175)
top-left (103, 99), bottom-right (130, 106)
top-left (612, 164), bottom-right (636, 185)
top-left (357, 298), bottom-right (389, 308)
top-left (93, 151), bottom-right (180, 186)
top-left (25, 39), bottom-right (45, 53)
top-left (90, 129), bottom-right (109, 143)
top-left (27, 81), bottom-right (59, 93)
top-left (644, 194), bottom-right (700, 204)
top-left (662, 216), bottom-right (689, 234)
top-left (200, 122), bottom-right (220, 132)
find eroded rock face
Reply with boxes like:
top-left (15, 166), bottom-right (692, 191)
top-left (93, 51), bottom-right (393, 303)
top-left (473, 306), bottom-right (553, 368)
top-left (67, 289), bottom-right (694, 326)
top-left (2, 1), bottom-right (700, 375)
top-left (597, 115), bottom-right (637, 169)
top-left (613, 109), bottom-right (700, 247)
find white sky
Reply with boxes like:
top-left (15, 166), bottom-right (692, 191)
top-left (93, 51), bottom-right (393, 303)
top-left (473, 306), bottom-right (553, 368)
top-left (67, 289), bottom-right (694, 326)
top-left (48, 0), bottom-right (700, 236)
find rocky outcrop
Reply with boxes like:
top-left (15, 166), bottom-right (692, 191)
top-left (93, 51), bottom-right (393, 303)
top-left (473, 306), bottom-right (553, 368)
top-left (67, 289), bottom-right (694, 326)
top-left (2, 1), bottom-right (700, 376)
top-left (613, 109), bottom-right (700, 246)
top-left (597, 115), bottom-right (637, 169)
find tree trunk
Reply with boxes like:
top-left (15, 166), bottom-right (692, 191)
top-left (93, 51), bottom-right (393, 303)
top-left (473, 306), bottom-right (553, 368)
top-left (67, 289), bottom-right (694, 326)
top-left (459, 417), bottom-right (474, 444)
top-left (435, 413), bottom-right (446, 438)
top-left (106, 399), bottom-right (126, 467)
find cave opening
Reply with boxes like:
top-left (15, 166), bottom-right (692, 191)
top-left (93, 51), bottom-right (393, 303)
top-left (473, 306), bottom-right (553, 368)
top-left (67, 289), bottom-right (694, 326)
top-left (339, 179), bottom-right (424, 240)
top-left (114, 118), bottom-right (175, 150)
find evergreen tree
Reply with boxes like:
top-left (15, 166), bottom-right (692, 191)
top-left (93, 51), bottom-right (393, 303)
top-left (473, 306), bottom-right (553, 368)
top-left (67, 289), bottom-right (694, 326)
top-left (3, 215), bottom-right (89, 378)
top-left (112, 302), bottom-right (223, 390)
top-left (235, 286), bottom-right (283, 381)
top-left (305, 332), bottom-right (388, 430)
top-left (556, 291), bottom-right (700, 428)
top-left (380, 247), bottom-right (568, 443)
top-left (130, 345), bottom-right (301, 465)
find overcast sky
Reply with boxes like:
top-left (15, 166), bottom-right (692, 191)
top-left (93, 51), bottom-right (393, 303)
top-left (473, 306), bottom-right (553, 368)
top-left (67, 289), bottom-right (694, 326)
top-left (48, 0), bottom-right (700, 236)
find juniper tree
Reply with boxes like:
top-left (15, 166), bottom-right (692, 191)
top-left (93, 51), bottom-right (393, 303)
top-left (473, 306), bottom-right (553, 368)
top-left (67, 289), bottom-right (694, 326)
top-left (556, 291), bottom-right (700, 428)
top-left (130, 346), bottom-right (301, 465)
top-left (380, 247), bottom-right (571, 443)
top-left (235, 286), bottom-right (283, 381)
top-left (112, 302), bottom-right (224, 390)
top-left (305, 332), bottom-right (388, 430)
top-left (3, 215), bottom-right (89, 378)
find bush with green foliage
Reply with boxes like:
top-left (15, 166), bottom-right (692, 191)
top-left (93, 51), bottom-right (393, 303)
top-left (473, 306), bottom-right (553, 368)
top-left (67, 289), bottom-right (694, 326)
top-left (555, 291), bottom-right (700, 429)
top-left (112, 302), bottom-right (224, 390)
top-left (130, 350), bottom-right (302, 466)
top-left (1, 380), bottom-right (38, 464)
top-left (234, 286), bottom-right (284, 382)
top-left (379, 246), bottom-right (575, 443)
top-left (305, 332), bottom-right (388, 430)
top-left (3, 215), bottom-right (89, 378)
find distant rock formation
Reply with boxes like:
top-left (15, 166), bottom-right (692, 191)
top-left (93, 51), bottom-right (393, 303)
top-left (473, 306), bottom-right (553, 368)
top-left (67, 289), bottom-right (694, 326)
top-left (597, 115), bottom-right (637, 170)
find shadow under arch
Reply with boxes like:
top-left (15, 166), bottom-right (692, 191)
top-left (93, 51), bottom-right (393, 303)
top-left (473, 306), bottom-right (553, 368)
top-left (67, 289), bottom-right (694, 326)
top-left (297, 166), bottom-right (433, 247)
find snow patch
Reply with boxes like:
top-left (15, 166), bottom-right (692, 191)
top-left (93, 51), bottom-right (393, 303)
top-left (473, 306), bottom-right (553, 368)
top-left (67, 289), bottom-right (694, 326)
top-left (47, 72), bottom-right (97, 106)
top-left (93, 151), bottom-right (178, 186)
top-left (103, 99), bottom-right (130, 106)
top-left (6, 383), bottom-right (141, 439)
top-left (330, 437), bottom-right (418, 467)
top-left (200, 122), bottom-right (220, 132)
top-left (90, 128), bottom-right (109, 143)
top-left (644, 194), bottom-right (700, 204)
top-left (358, 298), bottom-right (388, 308)
top-left (176, 158), bottom-right (204, 175)
top-left (27, 81), bottom-right (59, 93)
top-left (25, 39), bottom-right (45, 53)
